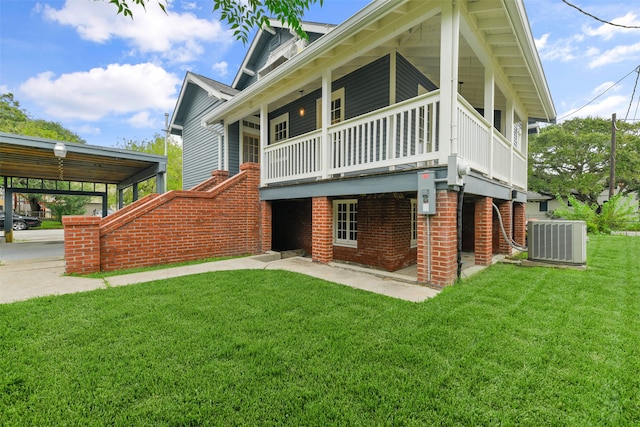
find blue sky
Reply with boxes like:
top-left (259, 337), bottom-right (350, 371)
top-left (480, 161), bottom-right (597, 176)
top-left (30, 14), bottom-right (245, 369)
top-left (1, 0), bottom-right (640, 147)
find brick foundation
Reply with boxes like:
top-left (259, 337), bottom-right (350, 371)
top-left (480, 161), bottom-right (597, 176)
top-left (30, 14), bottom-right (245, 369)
top-left (513, 202), bottom-right (526, 246)
top-left (498, 200), bottom-right (513, 255)
top-left (332, 195), bottom-right (416, 272)
top-left (311, 197), bottom-right (333, 263)
top-left (474, 197), bottom-right (493, 266)
top-left (417, 190), bottom-right (458, 286)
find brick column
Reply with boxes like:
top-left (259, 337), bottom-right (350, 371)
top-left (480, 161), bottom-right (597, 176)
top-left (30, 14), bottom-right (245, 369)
top-left (312, 196), bottom-right (333, 263)
top-left (260, 200), bottom-right (272, 253)
top-left (417, 190), bottom-right (458, 286)
top-left (474, 197), bottom-right (493, 266)
top-left (513, 202), bottom-right (526, 247)
top-left (62, 216), bottom-right (102, 274)
top-left (498, 200), bottom-right (513, 255)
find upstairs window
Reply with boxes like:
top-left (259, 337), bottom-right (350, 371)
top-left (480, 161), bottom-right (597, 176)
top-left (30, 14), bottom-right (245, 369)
top-left (270, 113), bottom-right (289, 144)
top-left (316, 88), bottom-right (345, 127)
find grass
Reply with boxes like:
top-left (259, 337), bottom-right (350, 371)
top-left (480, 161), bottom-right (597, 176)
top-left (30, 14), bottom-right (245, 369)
top-left (77, 255), bottom-right (249, 278)
top-left (1, 235), bottom-right (639, 425)
top-left (38, 220), bottom-right (64, 229)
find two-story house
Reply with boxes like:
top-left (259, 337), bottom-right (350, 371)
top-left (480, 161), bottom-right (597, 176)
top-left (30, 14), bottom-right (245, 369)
top-left (170, 0), bottom-right (556, 286)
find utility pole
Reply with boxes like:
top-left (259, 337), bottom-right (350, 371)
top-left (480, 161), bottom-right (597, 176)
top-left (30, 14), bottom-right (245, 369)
top-left (609, 113), bottom-right (616, 200)
top-left (164, 113), bottom-right (169, 193)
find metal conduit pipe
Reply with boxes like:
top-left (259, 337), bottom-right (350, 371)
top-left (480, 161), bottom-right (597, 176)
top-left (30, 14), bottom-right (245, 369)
top-left (492, 202), bottom-right (528, 252)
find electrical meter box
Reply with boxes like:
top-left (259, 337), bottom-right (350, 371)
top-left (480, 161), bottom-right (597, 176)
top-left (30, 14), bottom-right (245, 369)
top-left (417, 171), bottom-right (436, 215)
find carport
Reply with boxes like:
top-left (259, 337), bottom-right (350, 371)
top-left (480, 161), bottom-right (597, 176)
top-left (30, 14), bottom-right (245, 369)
top-left (1, 132), bottom-right (167, 242)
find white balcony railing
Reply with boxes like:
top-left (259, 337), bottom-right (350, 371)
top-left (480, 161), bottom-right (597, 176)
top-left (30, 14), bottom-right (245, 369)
top-left (263, 89), bottom-right (527, 189)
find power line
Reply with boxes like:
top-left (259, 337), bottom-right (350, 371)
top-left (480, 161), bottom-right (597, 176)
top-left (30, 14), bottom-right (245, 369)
top-left (558, 65), bottom-right (640, 121)
top-left (562, 0), bottom-right (640, 29)
top-left (624, 67), bottom-right (640, 121)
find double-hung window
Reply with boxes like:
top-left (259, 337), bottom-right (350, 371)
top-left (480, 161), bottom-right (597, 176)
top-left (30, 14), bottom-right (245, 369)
top-left (333, 199), bottom-right (357, 247)
top-left (270, 113), bottom-right (289, 144)
top-left (316, 87), bottom-right (345, 127)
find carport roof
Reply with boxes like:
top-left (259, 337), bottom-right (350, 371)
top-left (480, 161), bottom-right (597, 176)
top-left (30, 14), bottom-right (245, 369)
top-left (0, 132), bottom-right (167, 185)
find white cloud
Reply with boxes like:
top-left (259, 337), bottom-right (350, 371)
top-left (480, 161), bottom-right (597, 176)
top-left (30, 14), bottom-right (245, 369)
top-left (212, 61), bottom-right (229, 77)
top-left (128, 111), bottom-right (153, 128)
top-left (39, 0), bottom-right (233, 63)
top-left (19, 63), bottom-right (181, 121)
top-left (591, 81), bottom-right (616, 95)
top-left (559, 94), bottom-right (628, 121)
top-left (584, 12), bottom-right (640, 40)
top-left (75, 124), bottom-right (102, 135)
top-left (588, 42), bottom-right (640, 68)
top-left (535, 33), bottom-right (549, 50)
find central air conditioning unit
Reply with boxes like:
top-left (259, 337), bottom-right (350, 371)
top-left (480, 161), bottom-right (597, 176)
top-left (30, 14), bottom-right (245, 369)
top-left (528, 220), bottom-right (587, 265)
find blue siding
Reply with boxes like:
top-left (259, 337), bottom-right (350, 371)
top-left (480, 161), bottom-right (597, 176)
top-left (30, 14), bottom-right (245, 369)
top-left (181, 86), bottom-right (226, 189)
top-left (396, 53), bottom-right (438, 102)
top-left (228, 121), bottom-right (240, 176)
top-left (268, 55), bottom-right (391, 141)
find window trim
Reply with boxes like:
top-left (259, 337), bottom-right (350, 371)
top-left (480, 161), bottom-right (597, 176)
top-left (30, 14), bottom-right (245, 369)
top-left (333, 199), bottom-right (357, 248)
top-left (241, 118), bottom-right (260, 164)
top-left (270, 112), bottom-right (289, 144)
top-left (316, 87), bottom-right (345, 128)
top-left (539, 200), bottom-right (548, 212)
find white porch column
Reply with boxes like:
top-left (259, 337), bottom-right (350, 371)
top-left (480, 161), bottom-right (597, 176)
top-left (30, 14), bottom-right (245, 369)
top-left (506, 97), bottom-right (514, 185)
top-left (321, 69), bottom-right (331, 179)
top-left (260, 103), bottom-right (268, 184)
top-left (224, 121), bottom-right (229, 171)
top-left (485, 67), bottom-right (495, 179)
top-left (389, 50), bottom-right (397, 105)
top-left (439, 0), bottom-right (460, 161)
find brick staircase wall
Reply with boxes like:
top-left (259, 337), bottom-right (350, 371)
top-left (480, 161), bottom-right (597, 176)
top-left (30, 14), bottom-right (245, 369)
top-left (63, 163), bottom-right (266, 274)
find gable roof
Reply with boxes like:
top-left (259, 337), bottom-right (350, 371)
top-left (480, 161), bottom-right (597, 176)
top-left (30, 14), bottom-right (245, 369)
top-left (170, 72), bottom-right (239, 135)
top-left (231, 18), bottom-right (335, 89)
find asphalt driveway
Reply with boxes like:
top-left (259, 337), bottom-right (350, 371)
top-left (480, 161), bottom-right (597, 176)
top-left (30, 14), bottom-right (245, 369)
top-left (0, 229), bottom-right (64, 263)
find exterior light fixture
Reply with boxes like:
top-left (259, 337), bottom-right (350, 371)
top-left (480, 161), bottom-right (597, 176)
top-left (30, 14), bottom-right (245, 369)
top-left (53, 142), bottom-right (67, 158)
top-left (299, 90), bottom-right (305, 117)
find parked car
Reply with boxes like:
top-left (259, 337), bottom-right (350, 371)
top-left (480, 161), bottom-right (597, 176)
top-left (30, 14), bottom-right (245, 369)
top-left (0, 212), bottom-right (42, 230)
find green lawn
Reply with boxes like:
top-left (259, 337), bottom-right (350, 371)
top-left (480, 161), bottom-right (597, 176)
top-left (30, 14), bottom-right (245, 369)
top-left (1, 235), bottom-right (639, 425)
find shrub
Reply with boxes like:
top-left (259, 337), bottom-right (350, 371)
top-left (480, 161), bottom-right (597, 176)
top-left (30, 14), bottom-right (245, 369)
top-left (553, 194), bottom-right (639, 233)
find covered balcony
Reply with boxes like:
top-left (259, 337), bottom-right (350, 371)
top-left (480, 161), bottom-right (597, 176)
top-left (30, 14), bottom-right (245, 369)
top-left (202, 0), bottom-right (553, 191)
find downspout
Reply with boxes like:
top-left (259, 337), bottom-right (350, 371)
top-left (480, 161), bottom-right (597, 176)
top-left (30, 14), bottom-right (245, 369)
top-left (204, 123), bottom-right (225, 171)
top-left (456, 183), bottom-right (465, 281)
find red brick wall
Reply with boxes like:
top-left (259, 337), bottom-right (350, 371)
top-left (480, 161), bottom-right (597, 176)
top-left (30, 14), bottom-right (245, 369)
top-left (417, 190), bottom-right (458, 286)
top-left (311, 197), bottom-right (333, 263)
top-left (63, 216), bottom-right (102, 274)
top-left (332, 195), bottom-right (416, 271)
top-left (474, 197), bottom-right (493, 266)
top-left (498, 200), bottom-right (513, 255)
top-left (63, 163), bottom-right (264, 274)
top-left (513, 202), bottom-right (526, 246)
top-left (190, 170), bottom-right (230, 191)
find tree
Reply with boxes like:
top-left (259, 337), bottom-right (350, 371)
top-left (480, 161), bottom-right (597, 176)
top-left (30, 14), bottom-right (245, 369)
top-left (107, 0), bottom-right (323, 43)
top-left (117, 134), bottom-right (183, 204)
top-left (529, 117), bottom-right (640, 206)
top-left (1, 93), bottom-right (86, 215)
top-left (48, 195), bottom-right (89, 222)
top-left (0, 93), bottom-right (85, 143)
